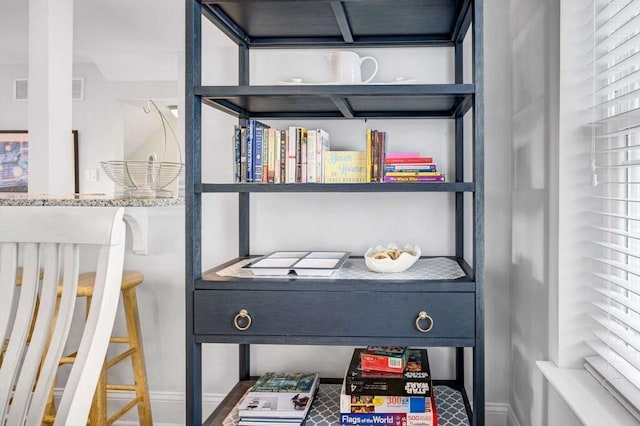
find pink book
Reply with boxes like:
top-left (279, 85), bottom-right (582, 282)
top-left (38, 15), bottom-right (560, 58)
top-left (385, 152), bottom-right (420, 159)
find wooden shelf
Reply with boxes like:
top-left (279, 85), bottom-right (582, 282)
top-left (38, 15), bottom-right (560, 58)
top-left (204, 381), bottom-right (472, 425)
top-left (201, 0), bottom-right (473, 47)
top-left (197, 84), bottom-right (474, 119)
top-left (198, 256), bottom-right (475, 292)
top-left (197, 182), bottom-right (475, 193)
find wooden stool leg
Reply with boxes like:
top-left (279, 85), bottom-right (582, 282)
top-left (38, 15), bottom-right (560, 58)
top-left (121, 287), bottom-right (153, 426)
top-left (90, 367), bottom-right (108, 426)
top-left (86, 295), bottom-right (108, 426)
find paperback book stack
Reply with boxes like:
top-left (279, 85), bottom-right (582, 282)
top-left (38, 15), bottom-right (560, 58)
top-left (236, 372), bottom-right (320, 425)
top-left (340, 347), bottom-right (437, 426)
top-left (383, 153), bottom-right (445, 183)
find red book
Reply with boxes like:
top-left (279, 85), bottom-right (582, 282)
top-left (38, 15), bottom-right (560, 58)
top-left (384, 157), bottom-right (433, 164)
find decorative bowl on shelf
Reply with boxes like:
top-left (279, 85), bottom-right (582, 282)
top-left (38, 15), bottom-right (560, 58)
top-left (101, 160), bottom-right (183, 199)
top-left (364, 243), bottom-right (421, 273)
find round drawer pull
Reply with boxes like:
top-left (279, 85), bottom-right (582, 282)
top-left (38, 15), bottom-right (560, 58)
top-left (415, 311), bottom-right (433, 333)
top-left (233, 309), bottom-right (252, 331)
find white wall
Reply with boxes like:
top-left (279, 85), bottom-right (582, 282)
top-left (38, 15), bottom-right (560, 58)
top-left (507, 0), bottom-right (584, 425)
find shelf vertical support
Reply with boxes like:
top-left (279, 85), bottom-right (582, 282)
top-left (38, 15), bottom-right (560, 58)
top-left (472, 0), bottom-right (485, 425)
top-left (238, 40), bottom-right (252, 383)
top-left (238, 43), bottom-right (250, 259)
top-left (454, 40), bottom-right (466, 390)
top-left (185, 0), bottom-right (202, 425)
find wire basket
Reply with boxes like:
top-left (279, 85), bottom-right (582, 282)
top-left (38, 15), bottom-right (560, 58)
top-left (101, 160), bottom-right (183, 199)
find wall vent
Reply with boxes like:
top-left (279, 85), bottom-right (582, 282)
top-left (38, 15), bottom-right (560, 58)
top-left (13, 79), bottom-right (28, 100)
top-left (13, 78), bottom-right (85, 101)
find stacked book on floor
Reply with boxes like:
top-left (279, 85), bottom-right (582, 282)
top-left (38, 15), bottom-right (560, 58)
top-left (340, 347), bottom-right (437, 426)
top-left (236, 372), bottom-right (320, 425)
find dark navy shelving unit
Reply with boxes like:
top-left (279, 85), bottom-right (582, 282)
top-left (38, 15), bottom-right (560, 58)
top-left (186, 1), bottom-right (484, 424)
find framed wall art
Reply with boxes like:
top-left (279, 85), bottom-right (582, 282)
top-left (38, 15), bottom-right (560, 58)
top-left (0, 130), bottom-right (79, 193)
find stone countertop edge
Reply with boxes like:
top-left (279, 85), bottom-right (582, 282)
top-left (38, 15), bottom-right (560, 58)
top-left (0, 196), bottom-right (185, 207)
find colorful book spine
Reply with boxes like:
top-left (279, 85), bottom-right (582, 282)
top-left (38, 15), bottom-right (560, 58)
top-left (281, 129), bottom-right (288, 183)
top-left (366, 129), bottom-right (372, 182)
top-left (267, 128), bottom-right (276, 183)
top-left (247, 120), bottom-right (255, 182)
top-left (384, 157), bottom-right (433, 164)
top-left (273, 130), bottom-right (282, 184)
top-left (341, 394), bottom-right (429, 414)
top-left (339, 412), bottom-right (435, 426)
top-left (287, 127), bottom-right (297, 183)
top-left (384, 164), bottom-right (437, 172)
top-left (233, 125), bottom-right (241, 183)
top-left (300, 128), bottom-right (308, 183)
top-left (384, 172), bottom-right (442, 177)
top-left (240, 127), bottom-right (247, 183)
top-left (383, 176), bottom-right (445, 182)
top-left (385, 152), bottom-right (421, 159)
top-left (307, 129), bottom-right (317, 183)
top-left (371, 130), bottom-right (379, 182)
top-left (317, 129), bottom-right (330, 182)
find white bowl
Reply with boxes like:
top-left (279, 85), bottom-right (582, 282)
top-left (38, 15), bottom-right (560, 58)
top-left (364, 243), bottom-right (421, 273)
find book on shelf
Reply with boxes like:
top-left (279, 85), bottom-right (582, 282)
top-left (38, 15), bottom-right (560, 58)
top-left (245, 119), bottom-right (269, 182)
top-left (384, 172), bottom-right (443, 177)
top-left (383, 164), bottom-right (438, 172)
top-left (240, 127), bottom-right (248, 183)
top-left (317, 129), bottom-right (330, 183)
top-left (345, 348), bottom-right (432, 396)
top-left (340, 382), bottom-right (438, 425)
top-left (279, 129), bottom-right (287, 184)
top-left (383, 176), bottom-right (445, 183)
top-left (323, 151), bottom-right (367, 183)
top-left (266, 128), bottom-right (276, 183)
top-left (365, 129), bottom-right (387, 183)
top-left (307, 129), bottom-right (317, 183)
top-left (385, 152), bottom-right (421, 159)
top-left (384, 156), bottom-right (433, 164)
top-left (287, 127), bottom-right (299, 183)
top-left (339, 396), bottom-right (437, 426)
top-left (232, 126), bottom-right (246, 183)
top-left (360, 346), bottom-right (409, 374)
top-left (237, 372), bottom-right (320, 421)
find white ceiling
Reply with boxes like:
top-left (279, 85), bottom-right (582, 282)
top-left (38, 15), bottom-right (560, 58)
top-left (0, 0), bottom-right (184, 79)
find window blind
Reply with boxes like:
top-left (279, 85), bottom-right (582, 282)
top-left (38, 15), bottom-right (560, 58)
top-left (590, 0), bottom-right (640, 419)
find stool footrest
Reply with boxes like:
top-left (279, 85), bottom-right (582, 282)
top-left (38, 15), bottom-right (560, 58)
top-left (107, 384), bottom-right (137, 392)
top-left (59, 352), bottom-right (78, 364)
top-left (105, 348), bottom-right (136, 369)
top-left (109, 337), bottom-right (130, 344)
top-left (107, 396), bottom-right (143, 425)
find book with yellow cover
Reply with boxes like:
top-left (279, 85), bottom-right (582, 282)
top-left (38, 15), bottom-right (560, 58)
top-left (323, 151), bottom-right (367, 183)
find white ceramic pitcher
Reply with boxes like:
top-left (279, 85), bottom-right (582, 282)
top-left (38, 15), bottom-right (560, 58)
top-left (325, 51), bottom-right (379, 84)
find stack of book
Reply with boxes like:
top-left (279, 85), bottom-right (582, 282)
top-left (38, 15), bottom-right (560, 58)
top-left (233, 122), bottom-right (331, 184)
top-left (383, 153), bottom-right (445, 183)
top-left (236, 372), bottom-right (320, 425)
top-left (340, 347), bottom-right (437, 426)
top-left (365, 128), bottom-right (388, 182)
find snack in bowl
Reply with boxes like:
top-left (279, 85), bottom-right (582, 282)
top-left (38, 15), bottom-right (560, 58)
top-left (364, 243), bottom-right (421, 273)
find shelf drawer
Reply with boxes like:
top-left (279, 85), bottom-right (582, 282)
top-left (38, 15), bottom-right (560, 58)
top-left (194, 290), bottom-right (474, 339)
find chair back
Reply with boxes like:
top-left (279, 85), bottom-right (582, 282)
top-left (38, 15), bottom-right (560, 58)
top-left (0, 207), bottom-right (126, 426)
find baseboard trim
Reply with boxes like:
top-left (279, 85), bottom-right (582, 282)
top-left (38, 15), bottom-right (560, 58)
top-left (486, 402), bottom-right (512, 426)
